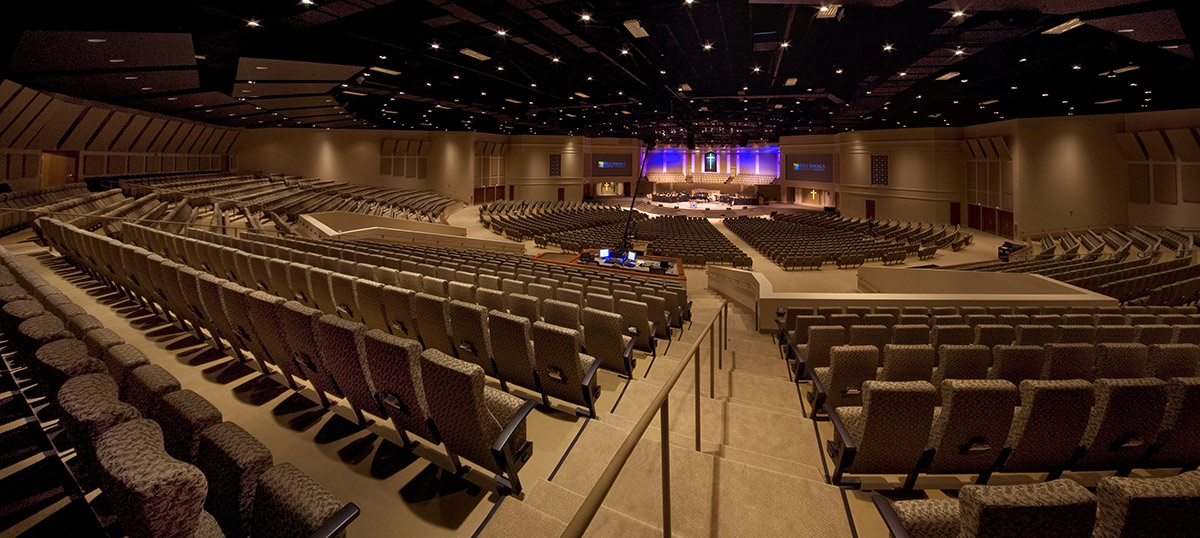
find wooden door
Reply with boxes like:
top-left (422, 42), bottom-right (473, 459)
top-left (998, 209), bottom-right (1014, 239)
top-left (865, 199), bottom-right (876, 220)
top-left (557, 187), bottom-right (565, 202)
top-left (982, 207), bottom-right (998, 234)
top-left (950, 202), bottom-right (961, 226)
top-left (41, 151), bottom-right (77, 187)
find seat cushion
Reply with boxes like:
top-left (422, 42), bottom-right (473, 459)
top-left (892, 499), bottom-right (959, 538)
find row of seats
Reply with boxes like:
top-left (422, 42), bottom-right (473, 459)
top-left (824, 376), bottom-right (1199, 488)
top-left (637, 215), bottom-right (749, 268)
top-left (725, 215), bottom-right (911, 269)
top-left (42, 218), bottom-right (543, 495)
top-left (0, 245), bottom-right (356, 538)
top-left (0, 183), bottom-right (89, 233)
top-left (876, 473), bottom-right (1200, 538)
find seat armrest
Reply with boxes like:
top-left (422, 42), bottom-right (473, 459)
top-left (807, 365), bottom-right (828, 409)
top-left (624, 334), bottom-right (638, 360)
top-left (664, 313), bottom-right (673, 334)
top-left (491, 399), bottom-right (538, 454)
top-left (825, 403), bottom-right (856, 452)
top-left (308, 503), bottom-right (360, 538)
top-left (649, 321), bottom-right (659, 340)
top-left (582, 355), bottom-right (603, 388)
top-left (871, 496), bottom-right (912, 538)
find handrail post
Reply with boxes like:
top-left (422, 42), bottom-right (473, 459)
top-left (661, 398), bottom-right (672, 537)
top-left (693, 347), bottom-right (701, 452)
top-left (709, 327), bottom-right (715, 397)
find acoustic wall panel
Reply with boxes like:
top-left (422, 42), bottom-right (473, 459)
top-left (1165, 129), bottom-right (1200, 162)
top-left (1129, 163), bottom-right (1151, 203)
top-left (380, 157), bottom-right (392, 175)
top-left (0, 88), bottom-right (40, 144)
top-left (1139, 131), bottom-right (1174, 161)
top-left (980, 139), bottom-right (998, 160)
top-left (107, 155), bottom-right (127, 175)
top-left (991, 137), bottom-right (1012, 160)
top-left (87, 111), bottom-right (131, 151)
top-left (110, 115), bottom-right (150, 152)
top-left (1115, 132), bottom-right (1147, 161)
top-left (61, 108), bottom-right (110, 151)
top-left (128, 155), bottom-right (145, 174)
top-left (214, 131), bottom-right (238, 154)
top-left (130, 117), bottom-right (165, 152)
top-left (83, 154), bottom-right (105, 176)
top-left (24, 99), bottom-right (86, 150)
top-left (967, 139), bottom-right (984, 160)
top-left (23, 154), bottom-right (39, 178)
top-left (148, 121), bottom-right (180, 153)
top-left (164, 124), bottom-right (193, 153)
top-left (0, 92), bottom-right (51, 148)
top-left (1183, 164), bottom-right (1200, 203)
top-left (1153, 164), bottom-right (1177, 204)
top-left (179, 125), bottom-right (205, 153)
top-left (382, 139), bottom-right (397, 156)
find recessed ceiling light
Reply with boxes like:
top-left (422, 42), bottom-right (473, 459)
top-left (954, 48), bottom-right (964, 56)
top-left (1072, 64), bottom-right (1081, 70)
top-left (883, 43), bottom-right (894, 51)
top-left (898, 72), bottom-right (907, 77)
top-left (551, 57), bottom-right (560, 62)
top-left (246, 20), bottom-right (261, 28)
top-left (780, 41), bottom-right (790, 48)
top-left (620, 49), bottom-right (630, 55)
top-left (685, 0), bottom-right (694, 4)
top-left (302, 0), bottom-right (315, 5)
top-left (496, 29), bottom-right (507, 36)
top-left (109, 58), bottom-right (125, 63)
top-left (87, 38), bottom-right (107, 43)
top-left (581, 13), bottom-right (591, 21)
top-left (952, 11), bottom-right (964, 18)
top-left (702, 43), bottom-right (713, 51)
top-left (452, 74), bottom-right (460, 79)
top-left (1019, 58), bottom-right (1027, 62)
top-left (531, 83), bottom-right (537, 87)
top-left (835, 68), bottom-right (843, 74)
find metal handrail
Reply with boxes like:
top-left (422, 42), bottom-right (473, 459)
top-left (561, 300), bottom-right (729, 538)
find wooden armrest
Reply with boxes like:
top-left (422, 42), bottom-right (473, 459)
top-left (582, 355), bottom-right (603, 388)
top-left (491, 399), bottom-right (538, 454)
top-left (871, 496), bottom-right (912, 538)
top-left (308, 503), bottom-right (360, 538)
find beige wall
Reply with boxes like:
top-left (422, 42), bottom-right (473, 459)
top-left (233, 130), bottom-right (642, 203)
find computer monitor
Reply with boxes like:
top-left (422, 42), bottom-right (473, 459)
top-left (626, 251), bottom-right (637, 262)
top-left (599, 249), bottom-right (609, 259)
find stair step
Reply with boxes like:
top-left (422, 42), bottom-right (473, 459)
top-left (475, 497), bottom-right (565, 538)
top-left (548, 420), bottom-right (853, 538)
top-left (640, 358), bottom-right (802, 415)
top-left (522, 479), bottom-right (667, 537)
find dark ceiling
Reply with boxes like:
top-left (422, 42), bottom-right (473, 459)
top-left (2, 0), bottom-right (1197, 142)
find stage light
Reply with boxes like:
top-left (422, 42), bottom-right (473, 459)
top-left (703, 43), bottom-right (713, 51)
top-left (620, 49), bottom-right (630, 55)
top-left (780, 41), bottom-right (790, 48)
top-left (952, 11), bottom-right (964, 18)
top-left (882, 43), bottom-right (893, 51)
top-left (431, 43), bottom-right (440, 49)
top-left (496, 29), bottom-right (507, 36)
top-left (752, 66), bottom-right (760, 73)
top-left (246, 19), bottom-right (261, 27)
top-left (581, 13), bottom-right (591, 21)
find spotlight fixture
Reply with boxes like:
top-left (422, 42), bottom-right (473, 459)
top-left (952, 11), bottom-right (964, 18)
top-left (882, 43), bottom-right (894, 51)
top-left (551, 57), bottom-right (560, 63)
top-left (301, 0), bottom-right (315, 5)
top-left (780, 41), bottom-right (790, 48)
top-left (431, 43), bottom-right (440, 49)
top-left (581, 13), bottom-right (591, 21)
top-left (246, 19), bottom-right (261, 27)
top-left (620, 48), bottom-right (630, 55)
top-left (752, 66), bottom-right (761, 73)
top-left (703, 43), bottom-right (713, 51)
top-left (496, 29), bottom-right (507, 36)
top-left (835, 68), bottom-right (843, 74)
top-left (954, 48), bottom-right (964, 55)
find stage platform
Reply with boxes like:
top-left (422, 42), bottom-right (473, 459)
top-left (614, 198), bottom-right (823, 218)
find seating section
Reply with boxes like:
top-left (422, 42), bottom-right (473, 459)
top-left (480, 199), bottom-right (641, 248)
top-left (42, 216), bottom-right (692, 492)
top-left (0, 244), bottom-right (357, 537)
top-left (120, 173), bottom-right (459, 224)
top-left (0, 183), bottom-right (91, 234)
top-left (725, 214), bottom-right (922, 270)
top-left (876, 472), bottom-right (1200, 538)
top-left (638, 216), bottom-right (750, 268)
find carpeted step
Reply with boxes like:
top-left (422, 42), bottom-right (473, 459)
top-left (475, 494), bottom-right (566, 538)
top-left (520, 478), bottom-right (668, 537)
top-left (549, 420), bottom-right (853, 538)
top-left (640, 357), bottom-right (802, 415)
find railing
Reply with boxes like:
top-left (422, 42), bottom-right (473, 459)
top-left (561, 300), bottom-right (729, 538)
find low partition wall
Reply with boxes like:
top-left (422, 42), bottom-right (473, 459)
top-left (708, 265), bottom-right (1118, 332)
top-left (300, 212), bottom-right (525, 254)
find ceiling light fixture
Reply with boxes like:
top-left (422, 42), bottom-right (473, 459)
top-left (703, 43), bottom-right (713, 51)
top-left (954, 48), bottom-right (964, 55)
top-left (882, 43), bottom-right (894, 51)
top-left (952, 11), bottom-right (964, 18)
top-left (624, 19), bottom-right (649, 38)
top-left (780, 41), bottom-right (790, 48)
top-left (620, 48), bottom-right (630, 55)
top-left (753, 66), bottom-right (761, 73)
top-left (1072, 64), bottom-right (1081, 70)
top-left (496, 29), bottom-right (507, 36)
top-left (1043, 17), bottom-right (1084, 35)
top-left (301, 0), bottom-right (315, 5)
top-left (109, 58), bottom-right (125, 63)
top-left (551, 57), bottom-right (560, 62)
top-left (431, 43), bottom-right (440, 49)
top-left (87, 38), bottom-right (106, 43)
top-left (246, 20), bottom-right (261, 28)
top-left (581, 13), bottom-right (591, 21)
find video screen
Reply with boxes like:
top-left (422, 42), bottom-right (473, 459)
top-left (592, 154), bottom-right (633, 177)
top-left (784, 154), bottom-right (834, 182)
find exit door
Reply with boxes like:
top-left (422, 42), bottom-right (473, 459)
top-left (557, 187), bottom-right (565, 202)
top-left (950, 202), bottom-right (961, 226)
top-left (41, 151), bottom-right (78, 187)
top-left (865, 199), bottom-right (876, 220)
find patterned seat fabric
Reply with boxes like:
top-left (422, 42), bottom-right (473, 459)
top-left (878, 344), bottom-right (935, 382)
top-left (101, 343), bottom-right (150, 388)
top-left (835, 380), bottom-right (936, 474)
top-left (797, 325), bottom-right (846, 372)
top-left (95, 419), bottom-right (212, 538)
top-left (419, 349), bottom-right (528, 474)
top-left (152, 389), bottom-right (223, 462)
top-left (925, 379), bottom-right (1018, 474)
top-left (195, 422), bottom-right (274, 538)
top-left (891, 499), bottom-right (960, 538)
top-left (1001, 379), bottom-right (1094, 473)
top-left (1148, 344), bottom-right (1200, 380)
top-left (313, 314), bottom-right (383, 419)
top-left (1093, 471), bottom-right (1200, 538)
top-left (122, 363), bottom-right (182, 417)
top-left (57, 373), bottom-right (142, 476)
top-left (582, 307), bottom-right (634, 375)
top-left (1148, 377), bottom-right (1200, 469)
top-left (1042, 343), bottom-right (1097, 381)
top-left (1095, 343), bottom-right (1151, 379)
top-left (932, 345), bottom-right (991, 388)
top-left (812, 345), bottom-right (878, 409)
top-left (532, 322), bottom-right (600, 410)
top-left (413, 292), bottom-right (454, 355)
top-left (988, 345), bottom-right (1047, 386)
top-left (253, 463), bottom-right (345, 538)
top-left (958, 479), bottom-right (1097, 538)
top-left (487, 310), bottom-right (540, 391)
top-left (361, 329), bottom-right (437, 442)
top-left (1076, 377), bottom-right (1167, 471)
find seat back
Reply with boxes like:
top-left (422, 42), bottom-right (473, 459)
top-left (1095, 343), bottom-right (1150, 379)
top-left (1016, 325), bottom-right (1060, 346)
top-left (582, 307), bottom-right (630, 374)
top-left (803, 325), bottom-right (846, 369)
top-left (975, 324), bottom-right (1015, 347)
top-left (1059, 325), bottom-right (1098, 344)
top-left (253, 463), bottom-right (346, 538)
top-left (1096, 325), bottom-right (1138, 344)
top-left (448, 300), bottom-right (492, 374)
top-left (958, 479), bottom-right (1097, 538)
top-left (822, 345), bottom-right (879, 408)
top-left (419, 349), bottom-right (518, 473)
top-left (892, 324), bottom-right (931, 345)
top-left (989, 345), bottom-right (1048, 385)
top-left (791, 315), bottom-right (827, 344)
top-left (532, 322), bottom-right (594, 405)
top-left (413, 292), bottom-right (453, 354)
top-left (1076, 377), bottom-right (1168, 470)
top-left (1042, 343), bottom-right (1097, 381)
top-left (1093, 472), bottom-right (1200, 538)
top-left (543, 299), bottom-right (581, 333)
top-left (926, 379), bottom-right (1018, 474)
top-left (487, 310), bottom-right (538, 390)
top-left (933, 345), bottom-right (992, 387)
top-left (448, 281), bottom-right (476, 303)
top-left (1147, 344), bottom-right (1200, 380)
top-left (477, 287), bottom-right (507, 312)
top-left (313, 314), bottom-right (381, 417)
top-left (879, 344), bottom-right (935, 382)
top-left (848, 325), bottom-right (889, 351)
top-left (616, 299), bottom-right (652, 351)
top-left (507, 293), bottom-right (540, 325)
top-left (850, 381), bottom-right (937, 473)
top-left (1002, 379), bottom-right (1094, 472)
top-left (353, 279), bottom-right (389, 333)
top-left (361, 329), bottom-right (435, 441)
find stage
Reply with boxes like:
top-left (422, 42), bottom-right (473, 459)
top-left (620, 198), bottom-right (823, 218)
